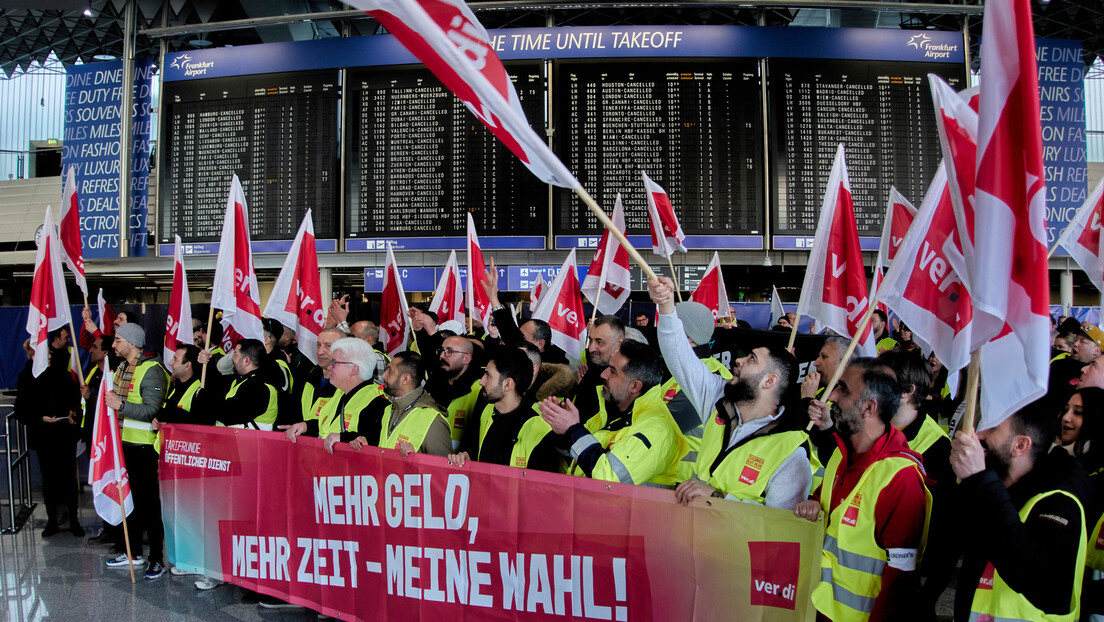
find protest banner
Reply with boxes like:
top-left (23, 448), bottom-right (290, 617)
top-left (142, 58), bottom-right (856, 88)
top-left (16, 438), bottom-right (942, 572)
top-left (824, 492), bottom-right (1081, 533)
top-left (161, 425), bottom-right (823, 621)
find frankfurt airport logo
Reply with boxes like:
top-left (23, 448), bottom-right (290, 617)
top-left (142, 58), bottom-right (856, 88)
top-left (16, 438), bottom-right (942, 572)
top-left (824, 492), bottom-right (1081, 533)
top-left (170, 53), bottom-right (215, 77)
top-left (906, 32), bottom-right (958, 60)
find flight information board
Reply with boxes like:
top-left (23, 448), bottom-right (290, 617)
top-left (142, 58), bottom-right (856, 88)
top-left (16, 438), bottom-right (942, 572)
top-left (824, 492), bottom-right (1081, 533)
top-left (346, 64), bottom-right (548, 241)
top-left (770, 60), bottom-right (965, 240)
top-left (160, 71), bottom-right (340, 244)
top-left (555, 61), bottom-right (763, 239)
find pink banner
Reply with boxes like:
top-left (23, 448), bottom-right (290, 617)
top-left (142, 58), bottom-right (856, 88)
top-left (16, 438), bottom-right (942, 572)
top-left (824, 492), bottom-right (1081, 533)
top-left (160, 425), bottom-right (823, 621)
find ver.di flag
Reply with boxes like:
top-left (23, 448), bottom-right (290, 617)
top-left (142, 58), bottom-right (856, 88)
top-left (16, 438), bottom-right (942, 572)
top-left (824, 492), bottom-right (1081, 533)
top-left (529, 272), bottom-right (546, 310)
top-left (532, 249), bottom-right (586, 364)
top-left (58, 164), bottom-right (87, 296)
top-left (211, 174), bottom-right (263, 348)
top-left (643, 172), bottom-right (687, 258)
top-left (795, 144), bottom-right (874, 354)
top-left (380, 244), bottom-right (411, 357)
top-left (690, 252), bottom-right (732, 320)
top-left (26, 206), bottom-right (73, 378)
top-left (89, 363), bottom-right (133, 525)
top-left (466, 213), bottom-right (493, 329)
top-left (343, 0), bottom-right (578, 189)
top-left (1055, 177), bottom-right (1104, 293)
top-left (164, 235), bottom-right (194, 371)
top-left (581, 193), bottom-right (632, 315)
top-left (429, 250), bottom-right (465, 325)
top-left (877, 163), bottom-right (974, 375)
top-left (871, 187), bottom-right (917, 311)
top-left (264, 210), bottom-right (325, 364)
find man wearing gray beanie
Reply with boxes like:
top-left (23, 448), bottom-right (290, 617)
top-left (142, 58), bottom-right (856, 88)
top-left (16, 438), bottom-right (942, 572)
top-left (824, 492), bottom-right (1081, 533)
top-left (104, 322), bottom-right (170, 580)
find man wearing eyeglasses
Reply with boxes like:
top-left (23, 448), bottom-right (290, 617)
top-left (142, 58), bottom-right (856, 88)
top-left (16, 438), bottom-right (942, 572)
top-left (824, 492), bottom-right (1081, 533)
top-left (317, 338), bottom-right (387, 455)
top-left (424, 335), bottom-right (484, 451)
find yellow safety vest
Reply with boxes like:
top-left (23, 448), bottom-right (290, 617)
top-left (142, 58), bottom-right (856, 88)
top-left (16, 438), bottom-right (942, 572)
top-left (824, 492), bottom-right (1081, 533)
top-left (812, 451), bottom-right (932, 621)
top-left (904, 415), bottom-right (948, 456)
top-left (379, 400), bottom-right (447, 451)
top-left (476, 403), bottom-right (554, 469)
top-left (707, 429), bottom-right (809, 504)
top-left (446, 379), bottom-right (482, 449)
top-left (120, 360), bottom-right (169, 447)
top-left (312, 389), bottom-right (343, 430)
top-left (1087, 511), bottom-right (1104, 572)
top-left (580, 385), bottom-right (686, 487)
top-left (304, 384), bottom-right (337, 423)
top-left (661, 356), bottom-right (733, 482)
top-left (217, 376), bottom-right (278, 431)
top-left (319, 385), bottom-right (384, 437)
top-left (969, 490), bottom-right (1087, 622)
top-left (155, 379), bottom-right (200, 453)
top-left (1051, 351), bottom-right (1071, 364)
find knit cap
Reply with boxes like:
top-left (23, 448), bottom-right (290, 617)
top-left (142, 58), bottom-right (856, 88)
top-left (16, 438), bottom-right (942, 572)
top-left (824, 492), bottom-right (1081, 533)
top-left (675, 301), bottom-right (716, 346)
top-left (115, 323), bottom-right (145, 349)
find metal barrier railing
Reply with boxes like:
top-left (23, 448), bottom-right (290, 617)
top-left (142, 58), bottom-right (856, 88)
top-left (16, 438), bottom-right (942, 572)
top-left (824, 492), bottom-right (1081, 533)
top-left (2, 407), bottom-right (35, 534)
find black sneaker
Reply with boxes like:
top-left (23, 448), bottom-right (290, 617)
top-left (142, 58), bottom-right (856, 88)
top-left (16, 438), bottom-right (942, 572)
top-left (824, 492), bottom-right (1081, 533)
top-left (144, 561), bottom-right (166, 580)
top-left (42, 524), bottom-right (61, 537)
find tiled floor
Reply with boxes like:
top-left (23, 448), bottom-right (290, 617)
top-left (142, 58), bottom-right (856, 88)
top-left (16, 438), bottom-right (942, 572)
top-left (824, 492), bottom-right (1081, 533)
top-left (1, 494), bottom-right (327, 621)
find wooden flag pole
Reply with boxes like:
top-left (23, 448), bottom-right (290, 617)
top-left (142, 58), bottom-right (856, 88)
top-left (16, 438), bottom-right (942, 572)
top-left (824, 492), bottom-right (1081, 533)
top-left (589, 266), bottom-right (609, 328)
top-left (806, 298), bottom-right (880, 431)
top-left (67, 318), bottom-right (84, 377)
top-left (958, 350), bottom-right (982, 436)
top-left (120, 502), bottom-right (136, 583)
top-left (200, 305), bottom-right (215, 388)
top-left (665, 255), bottom-right (684, 302)
top-left (786, 313), bottom-right (801, 353)
top-left (1047, 240), bottom-right (1062, 259)
top-left (573, 186), bottom-right (658, 280)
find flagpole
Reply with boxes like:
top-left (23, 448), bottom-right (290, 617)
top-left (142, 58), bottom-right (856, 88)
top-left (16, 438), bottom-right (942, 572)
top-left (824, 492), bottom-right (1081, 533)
top-left (589, 265), bottom-right (610, 327)
top-left (806, 298), bottom-right (880, 431)
top-left (958, 350), bottom-right (982, 436)
top-left (786, 314), bottom-right (801, 352)
top-left (200, 305), bottom-right (215, 388)
top-left (1046, 240), bottom-right (1062, 259)
top-left (665, 255), bottom-right (683, 302)
top-left (103, 374), bottom-right (136, 584)
top-left (573, 186), bottom-right (658, 280)
top-left (68, 318), bottom-right (84, 377)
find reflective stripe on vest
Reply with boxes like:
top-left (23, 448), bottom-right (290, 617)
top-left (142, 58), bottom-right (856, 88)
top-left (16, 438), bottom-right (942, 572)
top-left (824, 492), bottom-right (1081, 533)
top-left (812, 451), bottom-right (932, 621)
top-left (706, 430), bottom-right (808, 504)
top-left (380, 404), bottom-right (445, 451)
top-left (906, 415), bottom-right (948, 456)
top-left (446, 379), bottom-right (482, 449)
top-left (276, 358), bottom-right (294, 392)
top-left (120, 360), bottom-right (168, 446)
top-left (969, 489), bottom-right (1086, 622)
top-left (476, 403), bottom-right (553, 468)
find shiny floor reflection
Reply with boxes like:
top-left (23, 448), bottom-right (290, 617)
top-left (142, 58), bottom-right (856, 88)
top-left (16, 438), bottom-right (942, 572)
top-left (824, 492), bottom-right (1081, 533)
top-left (1, 492), bottom-right (327, 621)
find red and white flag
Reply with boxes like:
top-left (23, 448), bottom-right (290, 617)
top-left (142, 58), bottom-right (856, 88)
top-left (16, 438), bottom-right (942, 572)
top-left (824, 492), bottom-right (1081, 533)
top-left (529, 272), bottom-right (546, 309)
top-left (163, 236), bottom-right (194, 371)
top-left (380, 244), bottom-right (411, 357)
top-left (1055, 178), bottom-right (1104, 293)
top-left (264, 210), bottom-right (325, 364)
top-left (795, 145), bottom-right (874, 354)
top-left (96, 288), bottom-right (115, 334)
top-left (466, 213), bottom-right (493, 328)
top-left (643, 172), bottom-right (687, 258)
top-left (877, 163), bottom-right (975, 374)
top-left (429, 250), bottom-right (465, 326)
top-left (58, 165), bottom-right (86, 296)
top-left (344, 0), bottom-right (578, 189)
top-left (969, 0), bottom-right (1051, 428)
top-left (26, 206), bottom-right (72, 378)
top-left (89, 365), bottom-right (133, 525)
top-left (871, 187), bottom-right (918, 311)
top-left (690, 252), bottom-right (732, 320)
top-left (532, 249), bottom-right (587, 364)
top-left (211, 175), bottom-right (263, 348)
top-left (581, 193), bottom-right (632, 315)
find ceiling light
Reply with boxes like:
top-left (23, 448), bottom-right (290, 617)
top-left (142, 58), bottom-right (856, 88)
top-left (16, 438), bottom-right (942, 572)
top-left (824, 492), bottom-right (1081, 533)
top-left (188, 38), bottom-right (213, 48)
top-left (93, 54), bottom-right (116, 61)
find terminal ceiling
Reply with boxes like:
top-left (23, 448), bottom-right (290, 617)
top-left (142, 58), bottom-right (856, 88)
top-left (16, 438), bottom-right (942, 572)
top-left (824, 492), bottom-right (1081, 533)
top-left (1, 1), bottom-right (1103, 79)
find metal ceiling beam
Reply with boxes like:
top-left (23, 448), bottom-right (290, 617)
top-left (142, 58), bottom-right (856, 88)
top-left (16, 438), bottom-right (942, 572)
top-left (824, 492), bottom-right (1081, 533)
top-left (139, 0), bottom-right (983, 38)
